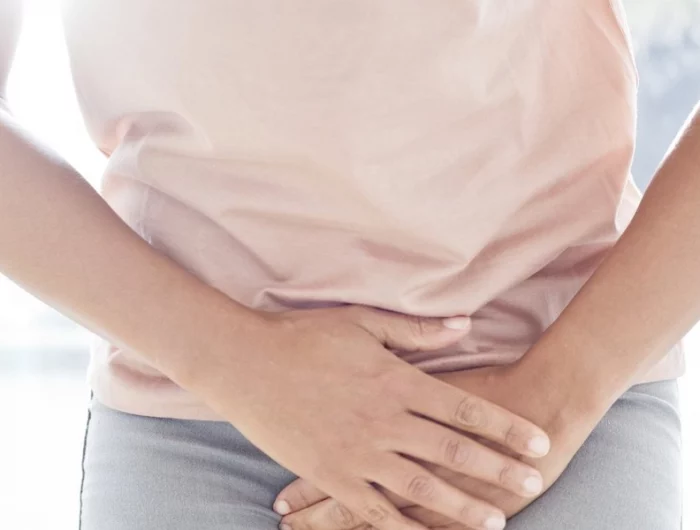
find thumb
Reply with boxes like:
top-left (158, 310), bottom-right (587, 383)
top-left (274, 478), bottom-right (328, 515)
top-left (352, 308), bottom-right (471, 352)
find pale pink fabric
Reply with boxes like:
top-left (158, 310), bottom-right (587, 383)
top-left (61, 0), bottom-right (684, 420)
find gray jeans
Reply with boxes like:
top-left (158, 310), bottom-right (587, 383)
top-left (79, 381), bottom-right (682, 529)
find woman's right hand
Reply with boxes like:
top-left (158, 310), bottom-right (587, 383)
top-left (189, 306), bottom-right (551, 530)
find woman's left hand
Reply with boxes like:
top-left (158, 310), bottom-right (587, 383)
top-left (275, 363), bottom-right (604, 530)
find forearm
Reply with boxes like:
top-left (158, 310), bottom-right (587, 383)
top-left (424, 122), bottom-right (700, 521)
top-left (516, 104), bottom-right (700, 416)
top-left (0, 107), bottom-right (266, 397)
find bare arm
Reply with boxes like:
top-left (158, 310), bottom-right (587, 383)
top-left (0, 0), bottom-right (263, 385)
top-left (516, 103), bottom-right (700, 415)
top-left (272, 101), bottom-right (700, 530)
top-left (0, 7), bottom-right (553, 529)
top-left (0, 113), bottom-right (544, 530)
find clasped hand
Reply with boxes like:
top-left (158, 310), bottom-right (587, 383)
top-left (208, 306), bottom-right (562, 530)
top-left (269, 328), bottom-right (598, 530)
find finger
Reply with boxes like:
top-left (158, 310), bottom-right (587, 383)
top-left (349, 306), bottom-right (471, 352)
top-left (282, 487), bottom-right (413, 530)
top-left (275, 479), bottom-right (329, 514)
top-left (283, 498), bottom-right (365, 530)
top-left (390, 415), bottom-right (543, 498)
top-left (406, 378), bottom-right (550, 458)
top-left (401, 506), bottom-right (472, 530)
top-left (366, 454), bottom-right (506, 530)
top-left (282, 481), bottom-right (427, 530)
top-left (353, 511), bottom-right (471, 530)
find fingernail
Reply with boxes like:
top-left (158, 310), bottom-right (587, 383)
top-left (274, 500), bottom-right (291, 515)
top-left (484, 513), bottom-right (506, 530)
top-left (442, 316), bottom-right (471, 330)
top-left (522, 475), bottom-right (543, 495)
top-left (528, 436), bottom-right (550, 456)
top-left (279, 524), bottom-right (292, 530)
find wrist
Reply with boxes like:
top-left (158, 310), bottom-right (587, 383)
top-left (512, 336), bottom-right (625, 431)
top-left (164, 299), bottom-right (272, 392)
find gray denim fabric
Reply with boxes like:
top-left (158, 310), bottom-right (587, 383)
top-left (80, 381), bottom-right (682, 530)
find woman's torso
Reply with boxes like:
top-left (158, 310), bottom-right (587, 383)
top-left (60, 0), bottom-right (683, 419)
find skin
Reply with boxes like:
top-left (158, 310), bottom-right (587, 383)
top-left (0, 5), bottom-right (552, 530)
top-left (3, 3), bottom-right (698, 529)
top-left (276, 103), bottom-right (700, 528)
top-left (277, 365), bottom-right (597, 530)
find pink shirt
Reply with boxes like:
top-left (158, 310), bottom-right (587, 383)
top-left (60, 0), bottom-right (684, 420)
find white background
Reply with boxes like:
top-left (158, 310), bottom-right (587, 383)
top-left (0, 1), bottom-right (698, 528)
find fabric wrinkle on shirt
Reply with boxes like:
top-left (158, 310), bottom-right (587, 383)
top-left (60, 0), bottom-right (684, 420)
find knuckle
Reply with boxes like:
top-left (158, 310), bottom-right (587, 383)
top-left (406, 315), bottom-right (428, 345)
top-left (458, 504), bottom-right (478, 525)
top-left (283, 516), bottom-right (312, 530)
top-left (416, 316), bottom-right (433, 336)
top-left (453, 397), bottom-right (488, 430)
top-left (504, 423), bottom-right (523, 450)
top-left (294, 487), bottom-right (312, 510)
top-left (406, 475), bottom-right (436, 500)
top-left (330, 503), bottom-right (357, 527)
top-left (442, 437), bottom-right (472, 467)
top-left (362, 504), bottom-right (391, 524)
top-left (498, 462), bottom-right (516, 488)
